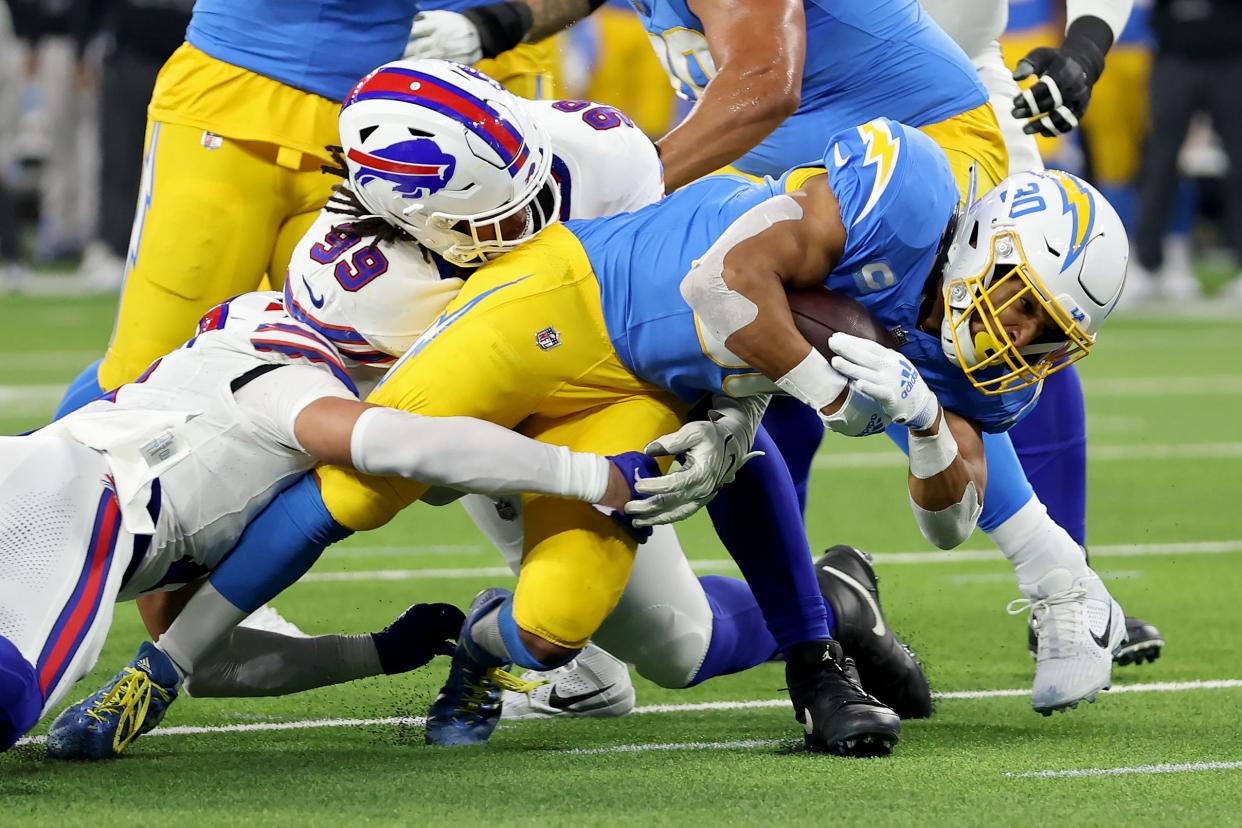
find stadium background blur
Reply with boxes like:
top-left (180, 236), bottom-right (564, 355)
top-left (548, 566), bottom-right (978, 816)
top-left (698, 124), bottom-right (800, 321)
top-left (0, 0), bottom-right (1240, 304)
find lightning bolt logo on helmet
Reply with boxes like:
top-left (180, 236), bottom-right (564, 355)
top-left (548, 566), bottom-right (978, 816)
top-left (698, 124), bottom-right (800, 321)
top-left (1046, 170), bottom-right (1095, 274)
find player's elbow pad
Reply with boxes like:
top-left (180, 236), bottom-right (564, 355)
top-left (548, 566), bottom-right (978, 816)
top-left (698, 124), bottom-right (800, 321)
top-left (678, 194), bottom-right (803, 345)
top-left (908, 481), bottom-right (982, 550)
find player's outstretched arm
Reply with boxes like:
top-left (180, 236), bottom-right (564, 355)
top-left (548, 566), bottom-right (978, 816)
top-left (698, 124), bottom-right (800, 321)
top-left (828, 333), bottom-right (987, 550)
top-left (294, 397), bottom-right (632, 510)
top-left (656, 0), bottom-right (805, 191)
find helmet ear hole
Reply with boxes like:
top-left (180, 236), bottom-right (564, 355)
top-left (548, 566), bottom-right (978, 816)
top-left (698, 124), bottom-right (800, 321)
top-left (967, 220), bottom-right (979, 249)
top-left (359, 125), bottom-right (379, 143)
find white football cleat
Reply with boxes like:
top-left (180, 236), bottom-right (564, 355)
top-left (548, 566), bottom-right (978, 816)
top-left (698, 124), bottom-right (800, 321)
top-left (501, 643), bottom-right (635, 720)
top-left (239, 604), bottom-right (307, 637)
top-left (1008, 569), bottom-right (1125, 716)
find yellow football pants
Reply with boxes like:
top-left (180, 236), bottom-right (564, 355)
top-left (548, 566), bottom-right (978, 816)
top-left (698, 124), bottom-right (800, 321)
top-left (318, 225), bottom-right (686, 648)
top-left (919, 101), bottom-right (1010, 201)
top-left (98, 119), bottom-right (332, 388)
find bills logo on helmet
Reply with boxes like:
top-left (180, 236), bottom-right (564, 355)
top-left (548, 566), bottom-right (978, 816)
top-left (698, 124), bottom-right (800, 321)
top-left (347, 139), bottom-right (457, 198)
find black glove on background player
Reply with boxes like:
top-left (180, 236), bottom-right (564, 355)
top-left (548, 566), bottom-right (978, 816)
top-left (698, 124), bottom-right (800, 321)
top-left (1011, 15), bottom-right (1115, 138)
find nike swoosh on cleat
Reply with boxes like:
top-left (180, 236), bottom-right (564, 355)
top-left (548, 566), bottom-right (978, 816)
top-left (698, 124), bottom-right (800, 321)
top-left (302, 277), bottom-right (326, 309)
top-left (821, 565), bottom-right (886, 636)
top-left (1091, 603), bottom-right (1114, 649)
top-left (802, 708), bottom-right (814, 735)
top-left (548, 683), bottom-right (614, 711)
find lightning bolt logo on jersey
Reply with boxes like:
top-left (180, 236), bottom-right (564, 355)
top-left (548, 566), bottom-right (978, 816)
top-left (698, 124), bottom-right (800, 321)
top-left (571, 118), bottom-right (1041, 433)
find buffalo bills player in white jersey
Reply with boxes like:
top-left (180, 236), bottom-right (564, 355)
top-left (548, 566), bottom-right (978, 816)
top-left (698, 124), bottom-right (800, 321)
top-left (283, 60), bottom-right (703, 719)
top-left (0, 286), bottom-right (645, 756)
top-left (282, 60), bottom-right (663, 373)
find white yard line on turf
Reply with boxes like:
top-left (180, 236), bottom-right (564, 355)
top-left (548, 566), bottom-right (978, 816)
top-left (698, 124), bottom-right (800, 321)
top-left (305, 539), bottom-right (1242, 582)
top-left (562, 739), bottom-right (785, 755)
top-left (1007, 761), bottom-right (1242, 779)
top-left (17, 679), bottom-right (1242, 748)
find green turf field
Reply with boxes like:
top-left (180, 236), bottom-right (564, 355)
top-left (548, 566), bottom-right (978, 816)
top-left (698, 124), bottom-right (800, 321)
top-left (1, 294), bottom-right (1241, 826)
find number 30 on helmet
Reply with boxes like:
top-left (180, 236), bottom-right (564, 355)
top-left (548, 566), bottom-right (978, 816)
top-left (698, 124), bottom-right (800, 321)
top-left (338, 59), bottom-right (560, 267)
top-left (940, 169), bottom-right (1128, 395)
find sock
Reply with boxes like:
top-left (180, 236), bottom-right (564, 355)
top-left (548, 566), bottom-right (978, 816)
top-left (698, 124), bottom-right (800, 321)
top-left (497, 597), bottom-right (574, 671)
top-left (182, 627), bottom-right (382, 697)
top-left (466, 595), bottom-right (573, 671)
top-left (1006, 365), bottom-right (1087, 544)
top-left (156, 581), bottom-right (245, 678)
top-left (468, 604), bottom-right (510, 664)
top-left (687, 576), bottom-right (781, 686)
top-left (208, 474), bottom-right (353, 613)
top-left (985, 497), bottom-right (1091, 598)
top-left (52, 358), bottom-right (105, 421)
top-left (758, 396), bottom-right (826, 514)
top-left (707, 427), bottom-right (830, 653)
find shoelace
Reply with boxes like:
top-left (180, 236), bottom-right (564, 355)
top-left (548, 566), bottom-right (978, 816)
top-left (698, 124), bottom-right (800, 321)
top-left (84, 668), bottom-right (171, 754)
top-left (457, 668), bottom-right (546, 716)
top-left (1006, 587), bottom-right (1088, 659)
top-left (487, 668), bottom-right (546, 695)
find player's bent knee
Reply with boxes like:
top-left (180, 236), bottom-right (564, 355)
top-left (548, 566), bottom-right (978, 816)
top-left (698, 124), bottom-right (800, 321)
top-left (595, 604), bottom-right (712, 689)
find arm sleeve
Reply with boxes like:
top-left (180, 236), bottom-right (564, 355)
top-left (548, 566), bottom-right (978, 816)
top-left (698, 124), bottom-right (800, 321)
top-left (1065, 0), bottom-right (1133, 40)
top-left (184, 628), bottom-right (382, 698)
top-left (349, 406), bottom-right (611, 503)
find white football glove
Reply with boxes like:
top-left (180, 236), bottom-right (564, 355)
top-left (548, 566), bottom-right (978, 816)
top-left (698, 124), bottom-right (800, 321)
top-left (624, 395), bottom-right (768, 527)
top-left (828, 333), bottom-right (939, 431)
top-left (404, 11), bottom-right (484, 64)
top-left (819, 385), bottom-right (891, 437)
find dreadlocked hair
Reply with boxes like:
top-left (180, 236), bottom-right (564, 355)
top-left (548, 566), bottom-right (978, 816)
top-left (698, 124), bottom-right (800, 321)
top-left (319, 144), bottom-right (430, 260)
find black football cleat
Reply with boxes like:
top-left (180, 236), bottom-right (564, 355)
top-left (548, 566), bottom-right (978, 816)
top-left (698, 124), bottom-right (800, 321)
top-left (1026, 614), bottom-right (1164, 666)
top-left (815, 546), bottom-right (932, 719)
top-left (785, 639), bottom-right (901, 757)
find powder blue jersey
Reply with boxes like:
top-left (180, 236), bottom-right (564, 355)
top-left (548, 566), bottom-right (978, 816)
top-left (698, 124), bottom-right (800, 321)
top-left (633, 0), bottom-right (986, 176)
top-left (571, 118), bottom-right (1040, 433)
top-left (187, 0), bottom-right (421, 101)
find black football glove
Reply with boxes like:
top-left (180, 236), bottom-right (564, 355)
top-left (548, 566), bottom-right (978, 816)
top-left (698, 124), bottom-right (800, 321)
top-left (1011, 16), bottom-right (1114, 138)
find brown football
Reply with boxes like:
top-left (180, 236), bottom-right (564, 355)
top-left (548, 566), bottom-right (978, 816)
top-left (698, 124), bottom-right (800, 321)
top-left (786, 287), bottom-right (902, 359)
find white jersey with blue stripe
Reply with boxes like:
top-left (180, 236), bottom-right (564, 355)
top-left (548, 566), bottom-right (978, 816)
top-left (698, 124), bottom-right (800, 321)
top-left (572, 118), bottom-right (1041, 433)
top-left (634, 0), bottom-right (986, 175)
top-left (284, 98), bottom-right (663, 373)
top-left (45, 292), bottom-right (357, 599)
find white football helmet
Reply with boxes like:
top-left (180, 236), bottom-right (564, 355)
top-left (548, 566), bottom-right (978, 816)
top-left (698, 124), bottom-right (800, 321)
top-left (339, 59), bottom-right (560, 267)
top-left (939, 170), bottom-right (1128, 395)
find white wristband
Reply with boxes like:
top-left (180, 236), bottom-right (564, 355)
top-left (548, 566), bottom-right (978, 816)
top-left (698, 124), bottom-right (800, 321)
top-left (907, 412), bottom-right (958, 480)
top-left (775, 349), bottom-right (848, 411)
